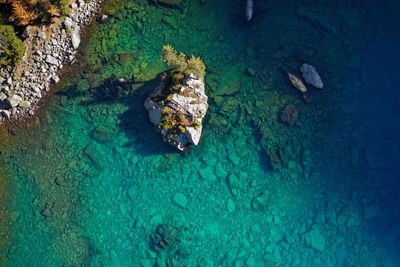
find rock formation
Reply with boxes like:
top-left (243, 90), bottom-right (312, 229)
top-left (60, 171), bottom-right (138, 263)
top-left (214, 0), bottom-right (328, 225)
top-left (145, 45), bottom-right (208, 151)
top-left (145, 73), bottom-right (208, 151)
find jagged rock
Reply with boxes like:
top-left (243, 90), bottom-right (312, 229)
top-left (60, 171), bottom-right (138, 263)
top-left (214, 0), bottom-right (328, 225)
top-left (305, 228), bottom-right (326, 251)
top-left (64, 17), bottom-right (74, 28)
top-left (19, 100), bottom-right (31, 109)
top-left (300, 63), bottom-right (323, 89)
top-left (51, 75), bottom-right (60, 83)
top-left (46, 55), bottom-right (59, 65)
top-left (0, 93), bottom-right (7, 101)
top-left (71, 29), bottom-right (81, 49)
top-left (145, 73), bottom-right (208, 151)
top-left (251, 192), bottom-right (269, 211)
top-left (172, 193), bottom-right (187, 209)
top-left (7, 95), bottom-right (22, 108)
top-left (37, 30), bottom-right (47, 40)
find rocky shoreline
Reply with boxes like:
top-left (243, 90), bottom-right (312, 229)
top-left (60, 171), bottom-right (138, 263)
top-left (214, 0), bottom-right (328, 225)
top-left (0, 0), bottom-right (102, 123)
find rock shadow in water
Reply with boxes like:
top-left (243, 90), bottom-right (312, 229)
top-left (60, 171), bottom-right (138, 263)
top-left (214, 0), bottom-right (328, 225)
top-left (117, 75), bottom-right (177, 156)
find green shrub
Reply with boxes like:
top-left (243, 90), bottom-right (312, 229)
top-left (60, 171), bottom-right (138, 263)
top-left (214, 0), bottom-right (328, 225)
top-left (55, 0), bottom-right (70, 15)
top-left (0, 24), bottom-right (25, 66)
top-left (161, 44), bottom-right (206, 78)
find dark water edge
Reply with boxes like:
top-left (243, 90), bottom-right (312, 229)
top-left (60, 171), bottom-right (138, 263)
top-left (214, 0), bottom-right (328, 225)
top-left (1, 0), bottom-right (400, 266)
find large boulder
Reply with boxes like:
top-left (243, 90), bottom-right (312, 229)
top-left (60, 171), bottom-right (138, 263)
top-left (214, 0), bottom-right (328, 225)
top-left (300, 63), bottom-right (323, 89)
top-left (145, 72), bottom-right (208, 151)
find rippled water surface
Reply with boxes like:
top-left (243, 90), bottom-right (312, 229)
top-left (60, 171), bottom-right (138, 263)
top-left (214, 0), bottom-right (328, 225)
top-left (1, 0), bottom-right (400, 266)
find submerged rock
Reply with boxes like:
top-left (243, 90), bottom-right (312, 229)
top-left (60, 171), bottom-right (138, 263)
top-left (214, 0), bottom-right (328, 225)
top-left (280, 104), bottom-right (299, 126)
top-left (287, 72), bottom-right (307, 93)
top-left (145, 73), bottom-right (208, 151)
top-left (172, 193), bottom-right (187, 209)
top-left (300, 63), bottom-right (323, 89)
top-left (305, 228), bottom-right (326, 251)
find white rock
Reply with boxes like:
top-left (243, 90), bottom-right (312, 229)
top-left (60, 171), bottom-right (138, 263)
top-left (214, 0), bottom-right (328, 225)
top-left (100, 15), bottom-right (109, 22)
top-left (64, 17), bottom-right (74, 28)
top-left (300, 63), bottom-right (323, 89)
top-left (19, 100), bottom-right (31, 109)
top-left (37, 30), bottom-right (47, 40)
top-left (145, 74), bottom-right (208, 151)
top-left (71, 29), bottom-right (81, 49)
top-left (7, 95), bottom-right (22, 108)
top-left (0, 92), bottom-right (7, 101)
top-left (46, 55), bottom-right (58, 65)
top-left (52, 75), bottom-right (60, 83)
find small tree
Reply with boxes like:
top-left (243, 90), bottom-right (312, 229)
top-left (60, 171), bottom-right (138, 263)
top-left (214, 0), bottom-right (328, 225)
top-left (161, 44), bottom-right (205, 78)
top-left (0, 24), bottom-right (25, 66)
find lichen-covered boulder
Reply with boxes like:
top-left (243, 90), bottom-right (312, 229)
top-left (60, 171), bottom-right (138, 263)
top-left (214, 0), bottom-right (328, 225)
top-left (145, 72), bottom-right (208, 151)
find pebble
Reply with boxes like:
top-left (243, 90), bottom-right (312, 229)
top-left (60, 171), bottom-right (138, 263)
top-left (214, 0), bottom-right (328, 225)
top-left (246, 67), bottom-right (255, 76)
top-left (251, 193), bottom-right (269, 211)
top-left (52, 75), bottom-right (60, 83)
top-left (41, 206), bottom-right (52, 217)
top-left (46, 55), bottom-right (59, 65)
top-left (305, 228), bottom-right (326, 251)
top-left (54, 176), bottom-right (65, 186)
top-left (228, 152), bottom-right (240, 165)
top-left (172, 193), bottom-right (187, 209)
top-left (227, 174), bottom-right (240, 188)
top-left (19, 100), bottom-right (31, 109)
top-left (226, 198), bottom-right (236, 212)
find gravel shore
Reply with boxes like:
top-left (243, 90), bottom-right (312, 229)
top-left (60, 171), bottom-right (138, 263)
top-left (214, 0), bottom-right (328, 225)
top-left (0, 0), bottom-right (102, 123)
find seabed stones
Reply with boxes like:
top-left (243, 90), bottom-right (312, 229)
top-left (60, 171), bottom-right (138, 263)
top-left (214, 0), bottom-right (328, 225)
top-left (305, 228), bottom-right (326, 252)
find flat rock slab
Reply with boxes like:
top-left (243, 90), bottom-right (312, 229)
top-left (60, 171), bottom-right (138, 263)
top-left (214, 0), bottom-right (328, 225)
top-left (305, 228), bottom-right (326, 251)
top-left (173, 193), bottom-right (187, 209)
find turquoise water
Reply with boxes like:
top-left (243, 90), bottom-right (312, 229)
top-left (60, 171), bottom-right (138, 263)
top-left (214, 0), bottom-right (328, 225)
top-left (1, 0), bottom-right (400, 266)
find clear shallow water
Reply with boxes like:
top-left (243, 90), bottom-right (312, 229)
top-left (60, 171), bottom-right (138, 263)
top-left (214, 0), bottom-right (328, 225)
top-left (1, 0), bottom-right (400, 266)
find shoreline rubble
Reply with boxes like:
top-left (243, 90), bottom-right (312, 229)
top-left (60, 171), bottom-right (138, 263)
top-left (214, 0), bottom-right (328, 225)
top-left (0, 0), bottom-right (102, 123)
